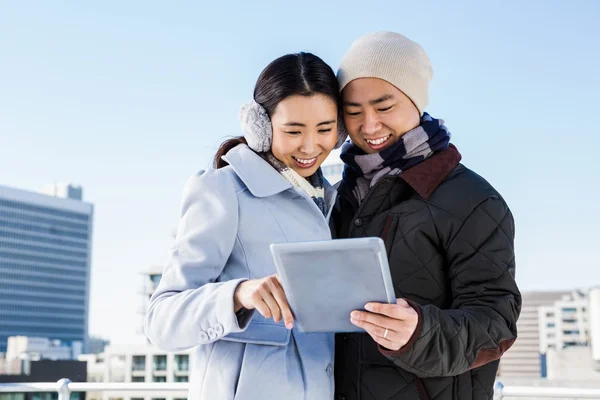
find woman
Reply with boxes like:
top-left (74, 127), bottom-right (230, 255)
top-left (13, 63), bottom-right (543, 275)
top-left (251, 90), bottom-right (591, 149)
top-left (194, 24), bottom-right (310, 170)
top-left (145, 52), bottom-right (346, 400)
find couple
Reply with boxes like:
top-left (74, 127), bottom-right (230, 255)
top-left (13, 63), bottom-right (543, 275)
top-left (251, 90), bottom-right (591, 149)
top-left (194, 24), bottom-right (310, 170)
top-left (145, 32), bottom-right (522, 400)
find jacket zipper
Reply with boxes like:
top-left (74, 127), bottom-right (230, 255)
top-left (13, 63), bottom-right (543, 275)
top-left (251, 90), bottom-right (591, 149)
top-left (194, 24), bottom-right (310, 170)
top-left (414, 375), bottom-right (430, 400)
top-left (381, 215), bottom-right (394, 241)
top-left (342, 177), bottom-right (422, 400)
top-left (380, 214), bottom-right (395, 259)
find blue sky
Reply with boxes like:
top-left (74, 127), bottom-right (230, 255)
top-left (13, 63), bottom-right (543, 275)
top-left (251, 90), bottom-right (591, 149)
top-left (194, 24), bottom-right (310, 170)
top-left (1, 1), bottom-right (599, 344)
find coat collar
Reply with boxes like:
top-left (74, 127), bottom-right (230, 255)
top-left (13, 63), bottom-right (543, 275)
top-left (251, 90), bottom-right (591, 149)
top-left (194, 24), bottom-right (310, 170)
top-left (221, 144), bottom-right (292, 198)
top-left (223, 144), bottom-right (337, 211)
top-left (399, 144), bottom-right (462, 199)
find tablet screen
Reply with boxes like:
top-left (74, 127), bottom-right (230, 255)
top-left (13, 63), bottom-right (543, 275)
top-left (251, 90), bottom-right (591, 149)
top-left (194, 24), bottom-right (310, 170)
top-left (271, 238), bottom-right (396, 332)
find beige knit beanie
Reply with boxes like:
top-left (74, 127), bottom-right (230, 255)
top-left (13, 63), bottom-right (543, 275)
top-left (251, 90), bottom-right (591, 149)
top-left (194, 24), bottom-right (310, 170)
top-left (337, 31), bottom-right (433, 115)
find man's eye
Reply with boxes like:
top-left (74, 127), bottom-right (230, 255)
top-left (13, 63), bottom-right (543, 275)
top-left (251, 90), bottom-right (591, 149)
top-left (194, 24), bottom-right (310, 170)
top-left (378, 106), bottom-right (392, 112)
top-left (346, 111), bottom-right (361, 116)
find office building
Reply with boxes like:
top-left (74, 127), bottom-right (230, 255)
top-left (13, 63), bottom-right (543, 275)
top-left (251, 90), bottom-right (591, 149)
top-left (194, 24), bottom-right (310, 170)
top-left (499, 291), bottom-right (568, 378)
top-left (0, 183), bottom-right (94, 352)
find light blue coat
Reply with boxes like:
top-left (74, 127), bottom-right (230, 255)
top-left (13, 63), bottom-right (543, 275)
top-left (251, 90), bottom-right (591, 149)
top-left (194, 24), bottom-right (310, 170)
top-left (145, 144), bottom-right (336, 400)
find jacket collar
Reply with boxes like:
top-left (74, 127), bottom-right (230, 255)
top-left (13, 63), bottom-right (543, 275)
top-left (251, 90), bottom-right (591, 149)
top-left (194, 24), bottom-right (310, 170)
top-left (400, 144), bottom-right (462, 199)
top-left (221, 144), bottom-right (292, 198)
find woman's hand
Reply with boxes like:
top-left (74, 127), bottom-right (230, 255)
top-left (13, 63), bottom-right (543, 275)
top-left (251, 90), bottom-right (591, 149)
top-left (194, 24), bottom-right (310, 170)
top-left (234, 275), bottom-right (294, 329)
top-left (350, 298), bottom-right (419, 351)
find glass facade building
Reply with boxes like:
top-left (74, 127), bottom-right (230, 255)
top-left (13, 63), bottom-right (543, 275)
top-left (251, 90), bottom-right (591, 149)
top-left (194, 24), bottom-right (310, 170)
top-left (0, 184), bottom-right (93, 352)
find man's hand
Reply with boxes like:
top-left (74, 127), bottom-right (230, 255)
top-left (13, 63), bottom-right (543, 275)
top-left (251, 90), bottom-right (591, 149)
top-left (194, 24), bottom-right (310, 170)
top-left (350, 298), bottom-right (419, 351)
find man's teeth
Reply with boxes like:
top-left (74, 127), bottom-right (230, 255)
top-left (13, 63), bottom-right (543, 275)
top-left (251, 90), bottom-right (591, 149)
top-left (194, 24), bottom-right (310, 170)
top-left (294, 157), bottom-right (317, 164)
top-left (366, 136), bottom-right (390, 145)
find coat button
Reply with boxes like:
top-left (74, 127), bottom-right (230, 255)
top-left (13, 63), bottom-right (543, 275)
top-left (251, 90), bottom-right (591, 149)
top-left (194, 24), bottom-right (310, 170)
top-left (326, 363), bottom-right (333, 377)
top-left (343, 334), bottom-right (348, 341)
top-left (337, 395), bottom-right (346, 400)
top-left (199, 331), bottom-right (209, 342)
top-left (207, 327), bottom-right (217, 339)
top-left (354, 218), bottom-right (363, 227)
top-left (214, 323), bottom-right (224, 336)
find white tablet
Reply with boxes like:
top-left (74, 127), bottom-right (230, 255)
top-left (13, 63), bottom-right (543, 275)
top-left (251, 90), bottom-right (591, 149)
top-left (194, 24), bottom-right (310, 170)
top-left (270, 237), bottom-right (396, 333)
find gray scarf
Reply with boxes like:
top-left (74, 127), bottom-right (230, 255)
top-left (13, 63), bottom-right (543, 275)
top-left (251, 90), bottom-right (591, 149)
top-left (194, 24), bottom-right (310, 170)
top-left (341, 113), bottom-right (451, 203)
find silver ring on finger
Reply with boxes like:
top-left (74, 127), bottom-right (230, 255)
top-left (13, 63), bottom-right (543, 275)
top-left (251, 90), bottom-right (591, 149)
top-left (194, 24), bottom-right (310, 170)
top-left (383, 328), bottom-right (389, 339)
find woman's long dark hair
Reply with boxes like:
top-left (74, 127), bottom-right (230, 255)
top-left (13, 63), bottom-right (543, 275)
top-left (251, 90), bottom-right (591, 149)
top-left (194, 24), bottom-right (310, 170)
top-left (214, 52), bottom-right (340, 168)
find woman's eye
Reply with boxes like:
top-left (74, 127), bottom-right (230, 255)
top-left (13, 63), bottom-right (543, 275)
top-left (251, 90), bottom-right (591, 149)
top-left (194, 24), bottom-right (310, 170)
top-left (318, 129), bottom-right (332, 134)
top-left (285, 131), bottom-right (302, 135)
top-left (346, 111), bottom-right (361, 116)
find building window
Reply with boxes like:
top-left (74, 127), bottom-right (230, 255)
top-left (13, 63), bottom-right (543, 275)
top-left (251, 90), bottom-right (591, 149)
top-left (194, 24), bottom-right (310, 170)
top-left (3, 394), bottom-right (26, 400)
top-left (153, 355), bottom-right (167, 371)
top-left (562, 307), bottom-right (577, 313)
top-left (0, 228), bottom-right (88, 249)
top-left (562, 318), bottom-right (577, 323)
top-left (547, 323), bottom-right (555, 328)
top-left (0, 198), bottom-right (89, 220)
top-left (540, 353), bottom-right (547, 378)
top-left (131, 376), bottom-right (145, 382)
top-left (174, 376), bottom-right (188, 382)
top-left (31, 392), bottom-right (80, 400)
top-left (132, 355), bottom-right (146, 371)
top-left (563, 330), bottom-right (580, 335)
top-left (175, 354), bottom-right (189, 371)
top-left (153, 376), bottom-right (167, 383)
top-left (563, 341), bottom-right (582, 347)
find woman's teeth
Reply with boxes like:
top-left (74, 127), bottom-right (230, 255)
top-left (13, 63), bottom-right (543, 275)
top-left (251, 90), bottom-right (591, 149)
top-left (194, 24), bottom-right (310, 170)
top-left (293, 157), bottom-right (317, 164)
top-left (366, 135), bottom-right (391, 145)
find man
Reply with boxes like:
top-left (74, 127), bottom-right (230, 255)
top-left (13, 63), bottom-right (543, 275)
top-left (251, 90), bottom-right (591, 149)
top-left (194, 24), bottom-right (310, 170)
top-left (332, 31), bottom-right (521, 400)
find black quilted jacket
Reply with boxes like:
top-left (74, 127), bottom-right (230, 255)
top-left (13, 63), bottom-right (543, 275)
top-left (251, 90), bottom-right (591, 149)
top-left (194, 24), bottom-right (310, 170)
top-left (331, 145), bottom-right (521, 400)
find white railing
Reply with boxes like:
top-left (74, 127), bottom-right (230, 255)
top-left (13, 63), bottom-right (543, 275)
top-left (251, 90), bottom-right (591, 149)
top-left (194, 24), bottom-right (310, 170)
top-left (0, 380), bottom-right (600, 399)
top-left (0, 380), bottom-right (188, 400)
top-left (494, 382), bottom-right (600, 399)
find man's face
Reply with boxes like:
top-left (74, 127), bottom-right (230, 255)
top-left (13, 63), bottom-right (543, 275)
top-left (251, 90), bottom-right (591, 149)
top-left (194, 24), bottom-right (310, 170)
top-left (342, 78), bottom-right (420, 154)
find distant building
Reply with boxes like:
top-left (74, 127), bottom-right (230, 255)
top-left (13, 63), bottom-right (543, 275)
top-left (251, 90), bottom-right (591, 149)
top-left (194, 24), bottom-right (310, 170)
top-left (81, 343), bottom-right (191, 400)
top-left (39, 183), bottom-right (84, 201)
top-left (137, 265), bottom-right (163, 336)
top-left (0, 183), bottom-right (94, 352)
top-left (78, 353), bottom-right (105, 383)
top-left (322, 163), bottom-right (344, 185)
top-left (6, 336), bottom-right (82, 364)
top-left (499, 291), bottom-right (569, 378)
top-left (589, 287), bottom-right (600, 371)
top-left (87, 337), bottom-right (110, 355)
top-left (0, 359), bottom-right (87, 400)
top-left (538, 290), bottom-right (590, 353)
top-left (322, 149), bottom-right (344, 185)
top-left (500, 289), bottom-right (599, 379)
top-left (545, 346), bottom-right (600, 381)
